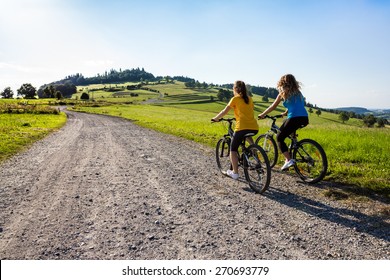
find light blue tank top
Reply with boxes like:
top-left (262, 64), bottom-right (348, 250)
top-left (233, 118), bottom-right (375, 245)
top-left (283, 92), bottom-right (308, 119)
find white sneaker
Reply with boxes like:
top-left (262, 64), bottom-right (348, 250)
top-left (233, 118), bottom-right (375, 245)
top-left (281, 159), bottom-right (295, 171)
top-left (226, 169), bottom-right (239, 180)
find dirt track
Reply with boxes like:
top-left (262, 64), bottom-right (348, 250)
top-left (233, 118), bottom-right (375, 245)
top-left (0, 110), bottom-right (389, 260)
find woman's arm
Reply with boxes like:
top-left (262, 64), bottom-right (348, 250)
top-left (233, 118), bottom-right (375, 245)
top-left (212, 105), bottom-right (231, 121)
top-left (258, 94), bottom-right (283, 119)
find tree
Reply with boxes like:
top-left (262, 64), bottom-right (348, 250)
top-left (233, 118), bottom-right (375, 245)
top-left (17, 83), bottom-right (37, 99)
top-left (57, 82), bottom-right (77, 98)
top-left (308, 107), bottom-right (313, 114)
top-left (217, 90), bottom-right (225, 101)
top-left (339, 112), bottom-right (350, 123)
top-left (185, 81), bottom-right (195, 88)
top-left (217, 89), bottom-right (233, 101)
top-left (376, 118), bottom-right (386, 128)
top-left (266, 88), bottom-right (278, 99)
top-left (348, 111), bottom-right (357, 119)
top-left (363, 115), bottom-right (376, 127)
top-left (262, 95), bottom-right (269, 102)
top-left (42, 85), bottom-right (56, 98)
top-left (1, 87), bottom-right (14, 98)
top-left (80, 92), bottom-right (90, 100)
top-left (315, 109), bottom-right (322, 117)
top-left (56, 91), bottom-right (63, 100)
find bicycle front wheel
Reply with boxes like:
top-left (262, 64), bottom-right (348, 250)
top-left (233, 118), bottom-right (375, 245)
top-left (215, 137), bottom-right (231, 174)
top-left (255, 134), bottom-right (278, 168)
top-left (292, 139), bottom-right (328, 184)
top-left (243, 144), bottom-right (271, 194)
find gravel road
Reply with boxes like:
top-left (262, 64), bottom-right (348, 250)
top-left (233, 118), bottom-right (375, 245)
top-left (0, 110), bottom-right (389, 260)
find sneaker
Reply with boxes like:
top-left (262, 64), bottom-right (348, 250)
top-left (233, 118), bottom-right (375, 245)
top-left (281, 159), bottom-right (295, 171)
top-left (226, 169), bottom-right (239, 180)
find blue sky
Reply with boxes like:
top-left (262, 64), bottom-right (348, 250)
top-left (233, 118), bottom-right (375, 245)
top-left (0, 0), bottom-right (389, 108)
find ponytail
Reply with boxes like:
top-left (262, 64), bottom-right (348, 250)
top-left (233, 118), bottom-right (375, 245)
top-left (234, 80), bottom-right (249, 104)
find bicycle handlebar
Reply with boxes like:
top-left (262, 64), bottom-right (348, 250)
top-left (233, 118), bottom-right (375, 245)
top-left (258, 114), bottom-right (284, 120)
top-left (211, 118), bottom-right (236, 123)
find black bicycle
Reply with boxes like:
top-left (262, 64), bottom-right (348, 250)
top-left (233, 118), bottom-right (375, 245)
top-left (213, 118), bottom-right (271, 194)
top-left (255, 115), bottom-right (328, 184)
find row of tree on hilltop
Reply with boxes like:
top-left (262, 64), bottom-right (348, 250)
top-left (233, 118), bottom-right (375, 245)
top-left (57, 68), bottom-right (155, 86)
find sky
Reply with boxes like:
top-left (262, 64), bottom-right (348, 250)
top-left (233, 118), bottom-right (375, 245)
top-left (0, 0), bottom-right (389, 109)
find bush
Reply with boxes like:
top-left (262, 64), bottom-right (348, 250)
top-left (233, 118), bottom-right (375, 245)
top-left (363, 115), bottom-right (376, 127)
top-left (80, 92), bottom-right (90, 100)
top-left (0, 104), bottom-right (60, 114)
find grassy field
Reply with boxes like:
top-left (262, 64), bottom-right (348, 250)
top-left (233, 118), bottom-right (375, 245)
top-left (68, 81), bottom-right (389, 196)
top-left (0, 100), bottom-right (67, 162)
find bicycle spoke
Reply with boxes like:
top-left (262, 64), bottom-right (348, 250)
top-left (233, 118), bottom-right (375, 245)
top-left (255, 134), bottom-right (278, 168)
top-left (293, 139), bottom-right (327, 183)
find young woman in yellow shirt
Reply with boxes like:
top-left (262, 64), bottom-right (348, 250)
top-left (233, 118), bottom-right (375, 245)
top-left (212, 80), bottom-right (258, 180)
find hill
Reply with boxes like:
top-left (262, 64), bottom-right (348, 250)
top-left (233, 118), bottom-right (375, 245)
top-left (336, 107), bottom-right (372, 115)
top-left (336, 107), bottom-right (390, 120)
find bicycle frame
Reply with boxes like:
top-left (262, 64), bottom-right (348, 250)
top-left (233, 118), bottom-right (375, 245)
top-left (257, 115), bottom-right (328, 183)
top-left (213, 118), bottom-right (271, 193)
top-left (265, 115), bottom-right (299, 153)
top-left (220, 118), bottom-right (249, 165)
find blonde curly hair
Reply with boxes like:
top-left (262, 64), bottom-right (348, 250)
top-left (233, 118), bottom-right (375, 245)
top-left (277, 74), bottom-right (302, 100)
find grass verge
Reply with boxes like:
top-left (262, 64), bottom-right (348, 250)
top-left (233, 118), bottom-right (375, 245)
top-left (0, 101), bottom-right (67, 162)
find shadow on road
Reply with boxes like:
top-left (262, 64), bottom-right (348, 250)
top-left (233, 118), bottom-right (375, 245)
top-left (262, 186), bottom-right (389, 243)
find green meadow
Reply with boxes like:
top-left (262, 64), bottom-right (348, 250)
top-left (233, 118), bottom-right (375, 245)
top-left (0, 100), bottom-right (67, 162)
top-left (70, 81), bottom-right (390, 197)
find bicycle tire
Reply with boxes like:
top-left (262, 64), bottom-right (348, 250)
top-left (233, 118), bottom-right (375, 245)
top-left (243, 144), bottom-right (271, 194)
top-left (215, 137), bottom-right (232, 174)
top-left (255, 133), bottom-right (278, 168)
top-left (292, 139), bottom-right (328, 184)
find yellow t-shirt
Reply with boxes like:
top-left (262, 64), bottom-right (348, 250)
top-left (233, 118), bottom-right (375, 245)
top-left (228, 96), bottom-right (259, 131)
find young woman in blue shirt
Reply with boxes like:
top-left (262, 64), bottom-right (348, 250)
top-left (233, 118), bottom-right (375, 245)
top-left (258, 74), bottom-right (309, 170)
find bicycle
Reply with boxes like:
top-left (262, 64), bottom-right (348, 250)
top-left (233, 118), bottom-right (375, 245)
top-left (213, 118), bottom-right (271, 194)
top-left (255, 115), bottom-right (328, 184)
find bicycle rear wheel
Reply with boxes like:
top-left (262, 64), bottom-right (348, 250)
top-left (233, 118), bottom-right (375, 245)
top-left (255, 134), bottom-right (278, 168)
top-left (243, 144), bottom-right (271, 194)
top-left (292, 139), bottom-right (328, 184)
top-left (215, 137), bottom-right (232, 174)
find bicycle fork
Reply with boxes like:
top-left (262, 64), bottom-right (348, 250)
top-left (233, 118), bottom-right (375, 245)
top-left (220, 138), bottom-right (230, 158)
